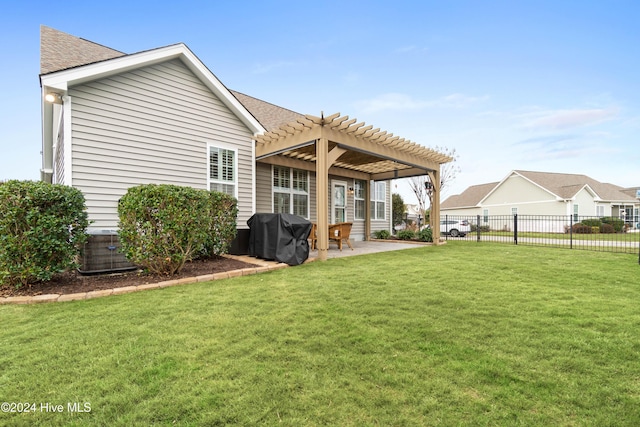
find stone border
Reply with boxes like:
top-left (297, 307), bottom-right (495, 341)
top-left (0, 255), bottom-right (289, 305)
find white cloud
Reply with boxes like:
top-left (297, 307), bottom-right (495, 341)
top-left (521, 108), bottom-right (618, 130)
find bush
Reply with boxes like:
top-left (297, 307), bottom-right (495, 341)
top-left (118, 184), bottom-right (212, 275)
top-left (397, 230), bottom-right (416, 240)
top-left (417, 227), bottom-right (433, 242)
top-left (572, 224), bottom-right (592, 234)
top-left (581, 218), bottom-right (602, 227)
top-left (599, 223), bottom-right (615, 234)
top-left (601, 217), bottom-right (625, 233)
top-left (373, 229), bottom-right (391, 239)
top-left (470, 224), bottom-right (490, 233)
top-left (0, 180), bottom-right (89, 287)
top-left (200, 191), bottom-right (238, 258)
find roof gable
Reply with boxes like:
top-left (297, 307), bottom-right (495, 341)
top-left (40, 28), bottom-right (263, 134)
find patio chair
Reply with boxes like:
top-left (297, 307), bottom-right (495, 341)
top-left (328, 222), bottom-right (354, 251)
top-left (309, 223), bottom-right (317, 250)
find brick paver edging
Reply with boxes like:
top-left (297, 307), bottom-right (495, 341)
top-left (0, 256), bottom-right (288, 305)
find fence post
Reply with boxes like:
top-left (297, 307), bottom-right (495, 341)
top-left (514, 214), bottom-right (518, 245)
top-left (477, 215), bottom-right (481, 242)
top-left (569, 214), bottom-right (573, 249)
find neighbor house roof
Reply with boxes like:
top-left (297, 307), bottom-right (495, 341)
top-left (441, 182), bottom-right (498, 209)
top-left (515, 170), bottom-right (634, 202)
top-left (442, 170), bottom-right (637, 209)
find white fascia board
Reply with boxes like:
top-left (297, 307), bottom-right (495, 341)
top-left (40, 44), bottom-right (265, 135)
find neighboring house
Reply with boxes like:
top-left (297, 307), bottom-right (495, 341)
top-left (39, 26), bottom-right (451, 259)
top-left (441, 170), bottom-right (640, 229)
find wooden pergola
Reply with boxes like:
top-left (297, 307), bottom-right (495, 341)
top-left (254, 112), bottom-right (453, 260)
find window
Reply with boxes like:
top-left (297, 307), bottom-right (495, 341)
top-left (370, 181), bottom-right (386, 220)
top-left (573, 204), bottom-right (579, 221)
top-left (273, 166), bottom-right (308, 218)
top-left (596, 205), bottom-right (605, 217)
top-left (209, 145), bottom-right (236, 196)
top-left (511, 207), bottom-right (518, 216)
top-left (354, 179), bottom-right (366, 220)
top-left (483, 209), bottom-right (489, 224)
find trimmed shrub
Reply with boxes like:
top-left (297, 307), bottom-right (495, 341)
top-left (417, 227), bottom-right (433, 242)
top-left (572, 224), bottom-right (592, 234)
top-left (581, 218), bottom-right (602, 227)
top-left (201, 191), bottom-right (238, 258)
top-left (601, 217), bottom-right (625, 233)
top-left (373, 229), bottom-right (391, 239)
top-left (0, 180), bottom-right (89, 287)
top-left (599, 223), bottom-right (615, 234)
top-left (397, 230), bottom-right (416, 240)
top-left (118, 184), bottom-right (212, 275)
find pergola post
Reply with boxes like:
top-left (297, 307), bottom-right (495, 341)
top-left (316, 137), bottom-right (329, 260)
top-left (429, 169), bottom-right (442, 244)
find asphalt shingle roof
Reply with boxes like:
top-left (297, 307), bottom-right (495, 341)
top-left (442, 170), bottom-right (637, 209)
top-left (40, 25), bottom-right (125, 75)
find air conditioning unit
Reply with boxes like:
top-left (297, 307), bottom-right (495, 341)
top-left (79, 230), bottom-right (137, 274)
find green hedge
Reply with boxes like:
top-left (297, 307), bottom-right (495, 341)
top-left (417, 227), bottom-right (433, 242)
top-left (201, 191), bottom-right (238, 258)
top-left (0, 180), bottom-right (89, 287)
top-left (397, 230), bottom-right (416, 240)
top-left (373, 229), bottom-right (391, 239)
top-left (117, 184), bottom-right (237, 275)
top-left (601, 217), bottom-right (625, 233)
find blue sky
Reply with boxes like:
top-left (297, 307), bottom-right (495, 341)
top-left (2, 0), bottom-right (638, 204)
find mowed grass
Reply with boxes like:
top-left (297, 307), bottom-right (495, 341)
top-left (1, 242), bottom-right (639, 426)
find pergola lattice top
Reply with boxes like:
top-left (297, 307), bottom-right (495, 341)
top-left (254, 112), bottom-right (452, 179)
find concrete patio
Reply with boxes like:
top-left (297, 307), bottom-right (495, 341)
top-left (307, 239), bottom-right (429, 260)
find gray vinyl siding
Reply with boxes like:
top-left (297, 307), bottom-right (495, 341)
top-left (68, 58), bottom-right (254, 230)
top-left (255, 162), bottom-right (272, 214)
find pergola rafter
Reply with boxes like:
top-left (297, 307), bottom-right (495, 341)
top-left (253, 112), bottom-right (452, 260)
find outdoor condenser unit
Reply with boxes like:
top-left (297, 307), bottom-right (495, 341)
top-left (79, 230), bottom-right (137, 274)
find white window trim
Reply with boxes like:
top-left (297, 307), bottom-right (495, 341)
top-left (271, 166), bottom-right (309, 219)
top-left (207, 142), bottom-right (238, 199)
top-left (370, 181), bottom-right (386, 221)
top-left (354, 179), bottom-right (366, 221)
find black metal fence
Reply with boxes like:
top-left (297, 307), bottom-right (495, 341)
top-left (440, 215), bottom-right (640, 261)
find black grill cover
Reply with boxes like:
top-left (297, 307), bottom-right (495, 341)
top-left (247, 213), bottom-right (312, 266)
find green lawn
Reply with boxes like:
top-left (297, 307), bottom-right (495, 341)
top-left (1, 242), bottom-right (639, 426)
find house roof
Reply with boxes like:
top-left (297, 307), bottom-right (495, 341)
top-left (40, 26), bottom-right (125, 75)
top-left (514, 170), bottom-right (634, 201)
top-left (441, 182), bottom-right (499, 209)
top-left (442, 170), bottom-right (637, 209)
top-left (230, 90), bottom-right (304, 131)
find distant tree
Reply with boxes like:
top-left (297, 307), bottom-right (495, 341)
top-left (407, 146), bottom-right (460, 226)
top-left (392, 193), bottom-right (406, 228)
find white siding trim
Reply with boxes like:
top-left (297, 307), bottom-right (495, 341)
top-left (62, 95), bottom-right (72, 186)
